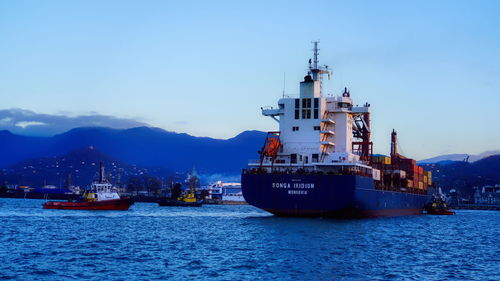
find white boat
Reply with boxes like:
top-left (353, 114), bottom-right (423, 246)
top-left (207, 181), bottom-right (246, 203)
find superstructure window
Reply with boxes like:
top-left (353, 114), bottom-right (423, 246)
top-left (295, 99), bottom-right (300, 119)
top-left (338, 102), bottom-right (352, 109)
top-left (312, 154), bottom-right (319, 162)
top-left (313, 126), bottom-right (320, 131)
top-left (301, 98), bottom-right (312, 119)
top-left (291, 154), bottom-right (297, 164)
top-left (302, 109), bottom-right (311, 119)
top-left (292, 126), bottom-right (299, 131)
top-left (314, 98), bottom-right (319, 119)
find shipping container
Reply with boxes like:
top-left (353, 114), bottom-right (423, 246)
top-left (407, 180), bottom-right (413, 188)
top-left (424, 176), bottom-right (428, 183)
top-left (394, 170), bottom-right (406, 179)
top-left (372, 169), bottom-right (381, 181)
top-left (418, 182), bottom-right (423, 189)
top-left (400, 158), bottom-right (416, 166)
top-left (418, 166), bottom-right (423, 174)
top-left (373, 155), bottom-right (391, 165)
top-left (412, 165), bottom-right (419, 174)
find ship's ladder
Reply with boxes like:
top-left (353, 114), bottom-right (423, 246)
top-left (319, 111), bottom-right (334, 161)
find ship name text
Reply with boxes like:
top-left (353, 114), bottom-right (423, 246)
top-left (272, 182), bottom-right (315, 189)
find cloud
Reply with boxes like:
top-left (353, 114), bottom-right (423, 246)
top-left (15, 121), bottom-right (47, 128)
top-left (0, 108), bottom-right (149, 136)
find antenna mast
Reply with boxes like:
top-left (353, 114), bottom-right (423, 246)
top-left (313, 41), bottom-right (319, 70)
top-left (282, 72), bottom-right (286, 98)
top-left (308, 40), bottom-right (331, 96)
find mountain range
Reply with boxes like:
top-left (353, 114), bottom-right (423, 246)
top-left (0, 126), bottom-right (498, 196)
top-left (0, 146), bottom-right (172, 187)
top-left (417, 151), bottom-right (500, 164)
top-left (421, 155), bottom-right (500, 196)
top-left (0, 127), bottom-right (266, 174)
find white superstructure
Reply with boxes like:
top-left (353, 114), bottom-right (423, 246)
top-left (88, 182), bottom-right (121, 201)
top-left (254, 42), bottom-right (375, 176)
top-left (84, 163), bottom-right (121, 202)
top-left (207, 181), bottom-right (245, 202)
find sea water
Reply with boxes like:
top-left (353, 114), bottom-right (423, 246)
top-left (0, 198), bottom-right (498, 280)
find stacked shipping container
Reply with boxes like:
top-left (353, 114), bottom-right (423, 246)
top-left (371, 155), bottom-right (431, 193)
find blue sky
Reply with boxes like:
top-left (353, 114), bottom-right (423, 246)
top-left (0, 0), bottom-right (499, 159)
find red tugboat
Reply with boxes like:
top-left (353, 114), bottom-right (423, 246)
top-left (43, 163), bottom-right (133, 210)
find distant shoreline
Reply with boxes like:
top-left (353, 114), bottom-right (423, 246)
top-left (0, 192), bottom-right (248, 205)
top-left (451, 205), bottom-right (499, 211)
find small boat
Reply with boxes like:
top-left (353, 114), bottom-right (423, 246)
top-left (425, 189), bottom-right (455, 215)
top-left (426, 207), bottom-right (455, 215)
top-left (43, 163), bottom-right (133, 210)
top-left (158, 190), bottom-right (203, 207)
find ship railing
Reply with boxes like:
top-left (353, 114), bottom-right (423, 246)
top-left (242, 166), bottom-right (374, 178)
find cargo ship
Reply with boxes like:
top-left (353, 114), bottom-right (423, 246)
top-left (43, 163), bottom-right (133, 210)
top-left (241, 42), bottom-right (432, 218)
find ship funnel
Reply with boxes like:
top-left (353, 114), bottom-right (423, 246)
top-left (99, 161), bottom-right (104, 183)
top-left (391, 129), bottom-right (398, 157)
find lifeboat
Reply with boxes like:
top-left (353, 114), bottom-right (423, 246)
top-left (259, 132), bottom-right (281, 165)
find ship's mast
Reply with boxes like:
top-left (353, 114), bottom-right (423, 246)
top-left (313, 41), bottom-right (319, 70)
top-left (308, 41), bottom-right (330, 96)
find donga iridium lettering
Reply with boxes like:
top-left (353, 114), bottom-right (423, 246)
top-left (272, 182), bottom-right (315, 189)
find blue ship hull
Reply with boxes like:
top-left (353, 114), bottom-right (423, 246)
top-left (241, 173), bottom-right (431, 217)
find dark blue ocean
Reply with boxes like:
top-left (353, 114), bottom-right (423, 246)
top-left (0, 199), bottom-right (498, 280)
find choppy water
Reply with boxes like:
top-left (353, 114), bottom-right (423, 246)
top-left (0, 199), bottom-right (498, 280)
